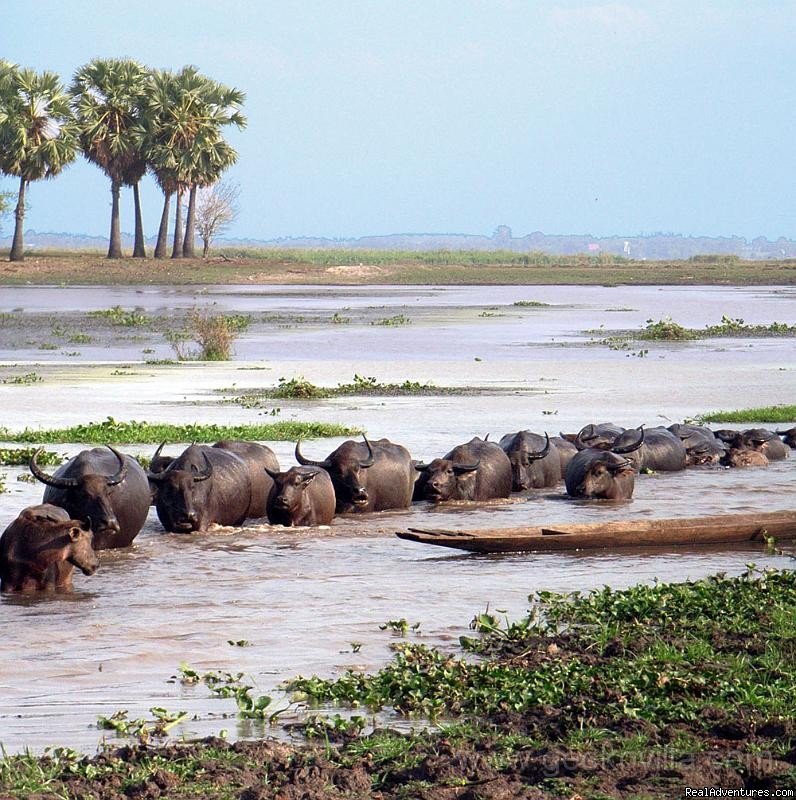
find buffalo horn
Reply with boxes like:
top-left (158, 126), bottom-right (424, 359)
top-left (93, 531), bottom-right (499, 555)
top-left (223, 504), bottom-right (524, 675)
top-left (294, 440), bottom-right (330, 469)
top-left (264, 465), bottom-right (281, 480)
top-left (359, 436), bottom-right (375, 468)
top-left (607, 457), bottom-right (633, 473)
top-left (413, 461), bottom-right (430, 471)
top-left (453, 459), bottom-right (480, 474)
top-left (191, 451), bottom-right (213, 482)
top-left (612, 426), bottom-right (645, 454)
top-left (105, 446), bottom-right (128, 486)
top-left (527, 432), bottom-right (551, 461)
top-left (29, 448), bottom-right (79, 489)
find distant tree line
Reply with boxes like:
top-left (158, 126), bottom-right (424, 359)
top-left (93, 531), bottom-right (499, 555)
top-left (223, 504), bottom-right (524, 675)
top-left (0, 58), bottom-right (245, 261)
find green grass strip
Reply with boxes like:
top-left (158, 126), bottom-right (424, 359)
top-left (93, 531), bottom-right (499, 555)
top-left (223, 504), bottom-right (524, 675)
top-left (0, 417), bottom-right (362, 445)
top-left (696, 405), bottom-right (796, 424)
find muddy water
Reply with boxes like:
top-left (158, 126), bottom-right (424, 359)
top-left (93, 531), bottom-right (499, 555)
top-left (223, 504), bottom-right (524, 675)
top-left (0, 284), bottom-right (795, 754)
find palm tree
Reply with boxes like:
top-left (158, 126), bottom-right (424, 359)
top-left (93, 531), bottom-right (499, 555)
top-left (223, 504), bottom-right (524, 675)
top-left (145, 67), bottom-right (245, 259)
top-left (70, 58), bottom-right (148, 259)
top-left (0, 65), bottom-right (78, 261)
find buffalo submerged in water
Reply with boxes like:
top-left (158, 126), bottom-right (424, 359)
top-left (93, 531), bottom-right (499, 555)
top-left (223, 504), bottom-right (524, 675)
top-left (295, 436), bottom-right (414, 513)
top-left (565, 449), bottom-right (636, 500)
top-left (415, 436), bottom-right (512, 503)
top-left (0, 504), bottom-right (99, 592)
top-left (499, 431), bottom-right (561, 490)
top-left (30, 446), bottom-right (150, 549)
top-left (265, 466), bottom-right (336, 527)
top-left (148, 441), bottom-right (279, 532)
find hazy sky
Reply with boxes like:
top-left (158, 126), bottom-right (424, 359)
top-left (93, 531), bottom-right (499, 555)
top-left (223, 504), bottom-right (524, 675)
top-left (3, 1), bottom-right (795, 241)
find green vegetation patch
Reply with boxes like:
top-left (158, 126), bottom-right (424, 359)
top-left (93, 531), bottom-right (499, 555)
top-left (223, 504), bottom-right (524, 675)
top-left (221, 374), bottom-right (489, 406)
top-left (290, 566), bottom-right (796, 727)
top-left (1, 570), bottom-right (795, 798)
top-left (696, 405), bottom-right (796, 424)
top-left (0, 416), bottom-right (361, 445)
top-left (87, 305), bottom-right (151, 326)
top-left (0, 447), bottom-right (63, 466)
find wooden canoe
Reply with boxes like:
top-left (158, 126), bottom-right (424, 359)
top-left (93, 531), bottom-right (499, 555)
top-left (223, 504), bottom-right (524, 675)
top-left (396, 510), bottom-right (796, 553)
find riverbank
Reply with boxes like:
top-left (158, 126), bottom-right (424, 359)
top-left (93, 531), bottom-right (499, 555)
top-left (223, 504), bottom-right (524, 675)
top-left (2, 250), bottom-right (796, 285)
top-left (2, 567), bottom-right (794, 798)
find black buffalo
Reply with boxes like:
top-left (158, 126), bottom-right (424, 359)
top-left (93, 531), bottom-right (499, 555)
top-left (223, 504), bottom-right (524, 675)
top-left (30, 446), bottom-right (150, 550)
top-left (667, 423), bottom-right (726, 466)
top-left (415, 436), bottom-right (512, 503)
top-left (565, 449), bottom-right (635, 500)
top-left (777, 426), bottom-right (796, 449)
top-left (1, 504), bottom-right (99, 592)
top-left (148, 442), bottom-right (278, 532)
top-left (499, 431), bottom-right (561, 490)
top-left (266, 466), bottom-right (336, 527)
top-left (610, 426), bottom-right (687, 472)
top-left (551, 436), bottom-right (578, 474)
top-left (566, 422), bottom-right (626, 450)
top-left (736, 428), bottom-right (790, 461)
top-left (295, 436), bottom-right (414, 513)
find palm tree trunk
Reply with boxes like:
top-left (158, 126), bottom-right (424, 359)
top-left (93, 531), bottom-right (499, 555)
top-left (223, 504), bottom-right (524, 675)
top-left (154, 191), bottom-right (171, 259)
top-left (9, 176), bottom-right (27, 262)
top-left (182, 184), bottom-right (197, 258)
top-left (132, 182), bottom-right (146, 258)
top-left (171, 188), bottom-right (184, 259)
top-left (108, 178), bottom-right (123, 259)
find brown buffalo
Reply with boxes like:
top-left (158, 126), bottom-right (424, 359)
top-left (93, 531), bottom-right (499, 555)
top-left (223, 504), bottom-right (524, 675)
top-left (0, 504), bottom-right (99, 592)
top-left (565, 449), bottom-right (635, 500)
top-left (266, 466), bottom-right (336, 527)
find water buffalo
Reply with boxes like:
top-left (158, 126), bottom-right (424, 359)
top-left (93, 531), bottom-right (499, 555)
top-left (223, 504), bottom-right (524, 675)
top-left (295, 436), bottom-right (414, 513)
top-left (415, 436), bottom-right (512, 503)
top-left (147, 440), bottom-right (279, 513)
top-left (565, 422), bottom-right (626, 450)
top-left (499, 431), bottom-right (561, 490)
top-left (148, 442), bottom-right (277, 532)
top-left (551, 436), bottom-right (578, 474)
top-left (1, 504), bottom-right (99, 592)
top-left (266, 466), bottom-right (336, 527)
top-left (721, 446), bottom-right (769, 468)
top-left (667, 423), bottom-right (726, 466)
top-left (30, 446), bottom-right (150, 550)
top-left (736, 428), bottom-right (790, 461)
top-left (777, 427), bottom-right (796, 449)
top-left (610, 426), bottom-right (687, 472)
top-left (565, 449), bottom-right (635, 500)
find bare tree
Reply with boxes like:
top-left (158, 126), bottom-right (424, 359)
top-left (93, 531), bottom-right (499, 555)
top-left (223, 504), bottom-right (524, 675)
top-left (195, 180), bottom-right (240, 258)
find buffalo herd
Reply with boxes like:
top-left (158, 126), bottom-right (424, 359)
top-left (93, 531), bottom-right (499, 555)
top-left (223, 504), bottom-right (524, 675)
top-left (1, 422), bottom-right (793, 592)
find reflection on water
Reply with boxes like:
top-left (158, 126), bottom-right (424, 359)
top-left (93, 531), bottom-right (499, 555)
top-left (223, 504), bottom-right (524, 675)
top-left (0, 284), bottom-right (794, 754)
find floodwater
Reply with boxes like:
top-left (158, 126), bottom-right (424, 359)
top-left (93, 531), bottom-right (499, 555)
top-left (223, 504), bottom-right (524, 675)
top-left (0, 283), bottom-right (794, 754)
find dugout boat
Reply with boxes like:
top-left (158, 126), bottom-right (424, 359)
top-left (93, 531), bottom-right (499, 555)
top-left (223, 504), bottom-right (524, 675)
top-left (396, 510), bottom-right (796, 553)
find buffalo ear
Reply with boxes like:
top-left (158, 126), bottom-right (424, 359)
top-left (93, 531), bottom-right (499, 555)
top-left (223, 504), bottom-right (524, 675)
top-left (68, 526), bottom-right (82, 542)
top-left (300, 472), bottom-right (317, 485)
top-left (413, 462), bottom-right (429, 472)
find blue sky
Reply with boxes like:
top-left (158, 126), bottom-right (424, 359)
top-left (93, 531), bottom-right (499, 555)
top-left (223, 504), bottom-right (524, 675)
top-left (3, 1), bottom-right (795, 241)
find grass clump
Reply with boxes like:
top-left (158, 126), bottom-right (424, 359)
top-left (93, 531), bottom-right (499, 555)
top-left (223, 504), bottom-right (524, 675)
top-left (87, 306), bottom-right (151, 326)
top-left (0, 372), bottom-right (41, 385)
top-left (513, 299), bottom-right (550, 307)
top-left (0, 416), bottom-right (361, 445)
top-left (225, 374), bottom-right (468, 405)
top-left (0, 447), bottom-right (63, 466)
top-left (696, 405), bottom-right (796, 424)
top-left (165, 311), bottom-right (252, 361)
top-left (637, 317), bottom-right (698, 340)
